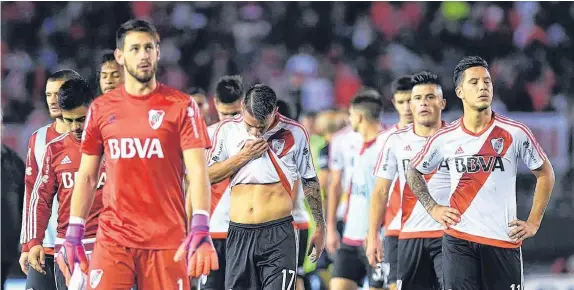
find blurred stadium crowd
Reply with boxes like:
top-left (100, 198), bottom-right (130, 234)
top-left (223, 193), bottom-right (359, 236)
top-left (2, 1), bottom-right (574, 287)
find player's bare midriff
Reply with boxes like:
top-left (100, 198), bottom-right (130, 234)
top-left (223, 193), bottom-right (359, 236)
top-left (230, 182), bottom-right (293, 224)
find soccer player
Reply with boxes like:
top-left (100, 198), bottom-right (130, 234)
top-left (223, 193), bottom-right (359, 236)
top-left (207, 84), bottom-right (325, 290)
top-left (330, 89), bottom-right (388, 290)
top-left (26, 78), bottom-right (104, 288)
top-left (406, 56), bottom-right (555, 290)
top-left (368, 71), bottom-right (449, 290)
top-left (199, 75), bottom-right (244, 290)
top-left (60, 19), bottom-right (217, 289)
top-left (98, 50), bottom-right (123, 94)
top-left (189, 87), bottom-right (212, 126)
top-left (19, 69), bottom-right (81, 290)
top-left (378, 75), bottom-right (415, 290)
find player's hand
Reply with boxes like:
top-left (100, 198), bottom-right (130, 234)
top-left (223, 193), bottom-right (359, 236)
top-left (174, 212), bottom-right (219, 277)
top-left (28, 245), bottom-right (46, 275)
top-left (430, 205), bottom-right (461, 229)
top-left (308, 224), bottom-right (326, 263)
top-left (19, 251), bottom-right (29, 275)
top-left (56, 221), bottom-right (89, 287)
top-left (325, 227), bottom-right (341, 256)
top-left (508, 219), bottom-right (539, 243)
top-left (241, 138), bottom-right (268, 160)
top-left (365, 233), bottom-right (383, 267)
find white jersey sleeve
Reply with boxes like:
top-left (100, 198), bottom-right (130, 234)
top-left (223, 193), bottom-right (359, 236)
top-left (514, 125), bottom-right (546, 170)
top-left (206, 122), bottom-right (230, 166)
top-left (328, 135), bottom-right (344, 171)
top-left (374, 134), bottom-right (399, 180)
top-left (411, 126), bottom-right (455, 174)
top-left (296, 129), bottom-right (316, 179)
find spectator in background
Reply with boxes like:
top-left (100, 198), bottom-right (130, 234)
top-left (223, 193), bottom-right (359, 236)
top-left (1, 144), bottom-right (26, 288)
top-left (189, 87), bottom-right (212, 125)
top-left (98, 50), bottom-right (124, 94)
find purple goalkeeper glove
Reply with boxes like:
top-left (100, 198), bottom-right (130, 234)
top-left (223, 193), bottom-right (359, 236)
top-left (56, 218), bottom-right (89, 286)
top-left (174, 211), bottom-right (219, 277)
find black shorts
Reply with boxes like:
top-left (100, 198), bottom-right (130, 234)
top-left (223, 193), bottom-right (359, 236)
top-left (297, 229), bottom-right (309, 275)
top-left (397, 237), bottom-right (443, 290)
top-left (442, 234), bottom-right (523, 290)
top-left (26, 254), bottom-right (57, 290)
top-left (383, 235), bottom-right (399, 285)
top-left (226, 216), bottom-right (298, 290)
top-left (199, 238), bottom-right (226, 290)
top-left (331, 243), bottom-right (386, 288)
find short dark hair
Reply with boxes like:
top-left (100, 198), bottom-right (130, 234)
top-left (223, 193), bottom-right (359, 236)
top-left (276, 99), bottom-right (294, 119)
top-left (47, 69), bottom-right (81, 82)
top-left (391, 76), bottom-right (414, 93)
top-left (100, 50), bottom-right (116, 65)
top-left (189, 86), bottom-right (206, 96)
top-left (215, 75), bottom-right (243, 104)
top-left (116, 19), bottom-right (159, 49)
top-left (350, 87), bottom-right (383, 120)
top-left (411, 71), bottom-right (441, 87)
top-left (243, 84), bottom-right (277, 121)
top-left (57, 78), bottom-right (95, 111)
top-left (453, 56), bottom-right (489, 87)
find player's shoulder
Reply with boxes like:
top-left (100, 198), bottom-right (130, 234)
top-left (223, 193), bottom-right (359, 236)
top-left (158, 84), bottom-right (193, 104)
top-left (493, 113), bottom-right (533, 137)
top-left (44, 133), bottom-right (69, 153)
top-left (28, 123), bottom-right (52, 141)
top-left (332, 125), bottom-right (352, 140)
top-left (429, 119), bottom-right (462, 140)
top-left (278, 114), bottom-right (309, 140)
top-left (214, 115), bottom-right (243, 134)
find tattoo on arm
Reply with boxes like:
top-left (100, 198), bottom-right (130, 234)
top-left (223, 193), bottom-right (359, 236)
top-left (406, 166), bottom-right (438, 213)
top-left (302, 177), bottom-right (325, 226)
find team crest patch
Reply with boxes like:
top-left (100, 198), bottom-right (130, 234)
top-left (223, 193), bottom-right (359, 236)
top-left (148, 110), bottom-right (165, 130)
top-left (90, 269), bottom-right (104, 288)
top-left (271, 139), bottom-right (285, 155)
top-left (490, 138), bottom-right (505, 155)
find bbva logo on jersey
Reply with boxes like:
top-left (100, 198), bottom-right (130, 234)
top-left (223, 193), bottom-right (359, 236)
top-left (148, 110), bottom-right (165, 130)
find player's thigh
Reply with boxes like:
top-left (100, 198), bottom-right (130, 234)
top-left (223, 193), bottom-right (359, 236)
top-left (297, 229), bottom-right (309, 272)
top-left (383, 236), bottom-right (399, 284)
top-left (26, 255), bottom-right (56, 290)
top-left (397, 238), bottom-right (436, 290)
top-left (426, 237), bottom-right (445, 289)
top-left (225, 224), bottom-right (259, 290)
top-left (257, 221), bottom-right (298, 290)
top-left (198, 239), bottom-right (226, 290)
top-left (331, 244), bottom-right (367, 287)
top-left (88, 241), bottom-right (136, 290)
top-left (135, 248), bottom-right (190, 290)
top-left (479, 245), bottom-right (522, 290)
top-left (442, 234), bottom-right (481, 290)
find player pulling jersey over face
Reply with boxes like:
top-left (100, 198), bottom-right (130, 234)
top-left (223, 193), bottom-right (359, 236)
top-left (207, 85), bottom-right (325, 290)
top-left (331, 89), bottom-right (387, 290)
top-left (407, 56), bottom-right (555, 290)
top-left (63, 20), bottom-right (216, 290)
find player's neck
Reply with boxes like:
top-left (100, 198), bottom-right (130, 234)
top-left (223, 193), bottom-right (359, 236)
top-left (360, 122), bottom-right (382, 142)
top-left (54, 118), bottom-right (68, 134)
top-left (413, 119), bottom-right (442, 137)
top-left (124, 75), bottom-right (157, 97)
top-left (463, 106), bottom-right (493, 134)
top-left (397, 118), bottom-right (411, 129)
top-left (323, 133), bottom-right (332, 142)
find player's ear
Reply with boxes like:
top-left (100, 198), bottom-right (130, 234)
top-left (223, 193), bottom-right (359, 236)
top-left (455, 86), bottom-right (463, 100)
top-left (155, 43), bottom-right (161, 62)
top-left (440, 98), bottom-right (446, 110)
top-left (114, 49), bottom-right (124, 66)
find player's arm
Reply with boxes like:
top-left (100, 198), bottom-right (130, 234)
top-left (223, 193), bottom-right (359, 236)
top-left (20, 135), bottom-right (40, 254)
top-left (297, 131), bottom-right (325, 262)
top-left (366, 136), bottom-right (397, 266)
top-left (27, 146), bottom-right (58, 274)
top-left (509, 127), bottom-right (555, 242)
top-left (407, 133), bottom-right (460, 228)
top-left (69, 154), bottom-right (102, 219)
top-left (184, 149), bottom-right (211, 212)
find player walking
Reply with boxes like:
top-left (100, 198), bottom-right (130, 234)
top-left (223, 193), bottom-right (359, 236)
top-left (60, 19), bottom-right (217, 289)
top-left (20, 70), bottom-right (81, 290)
top-left (26, 78), bottom-right (104, 289)
top-left (368, 72), bottom-right (450, 289)
top-left (407, 56), bottom-right (555, 289)
top-left (330, 89), bottom-right (387, 290)
top-left (207, 84), bottom-right (325, 290)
